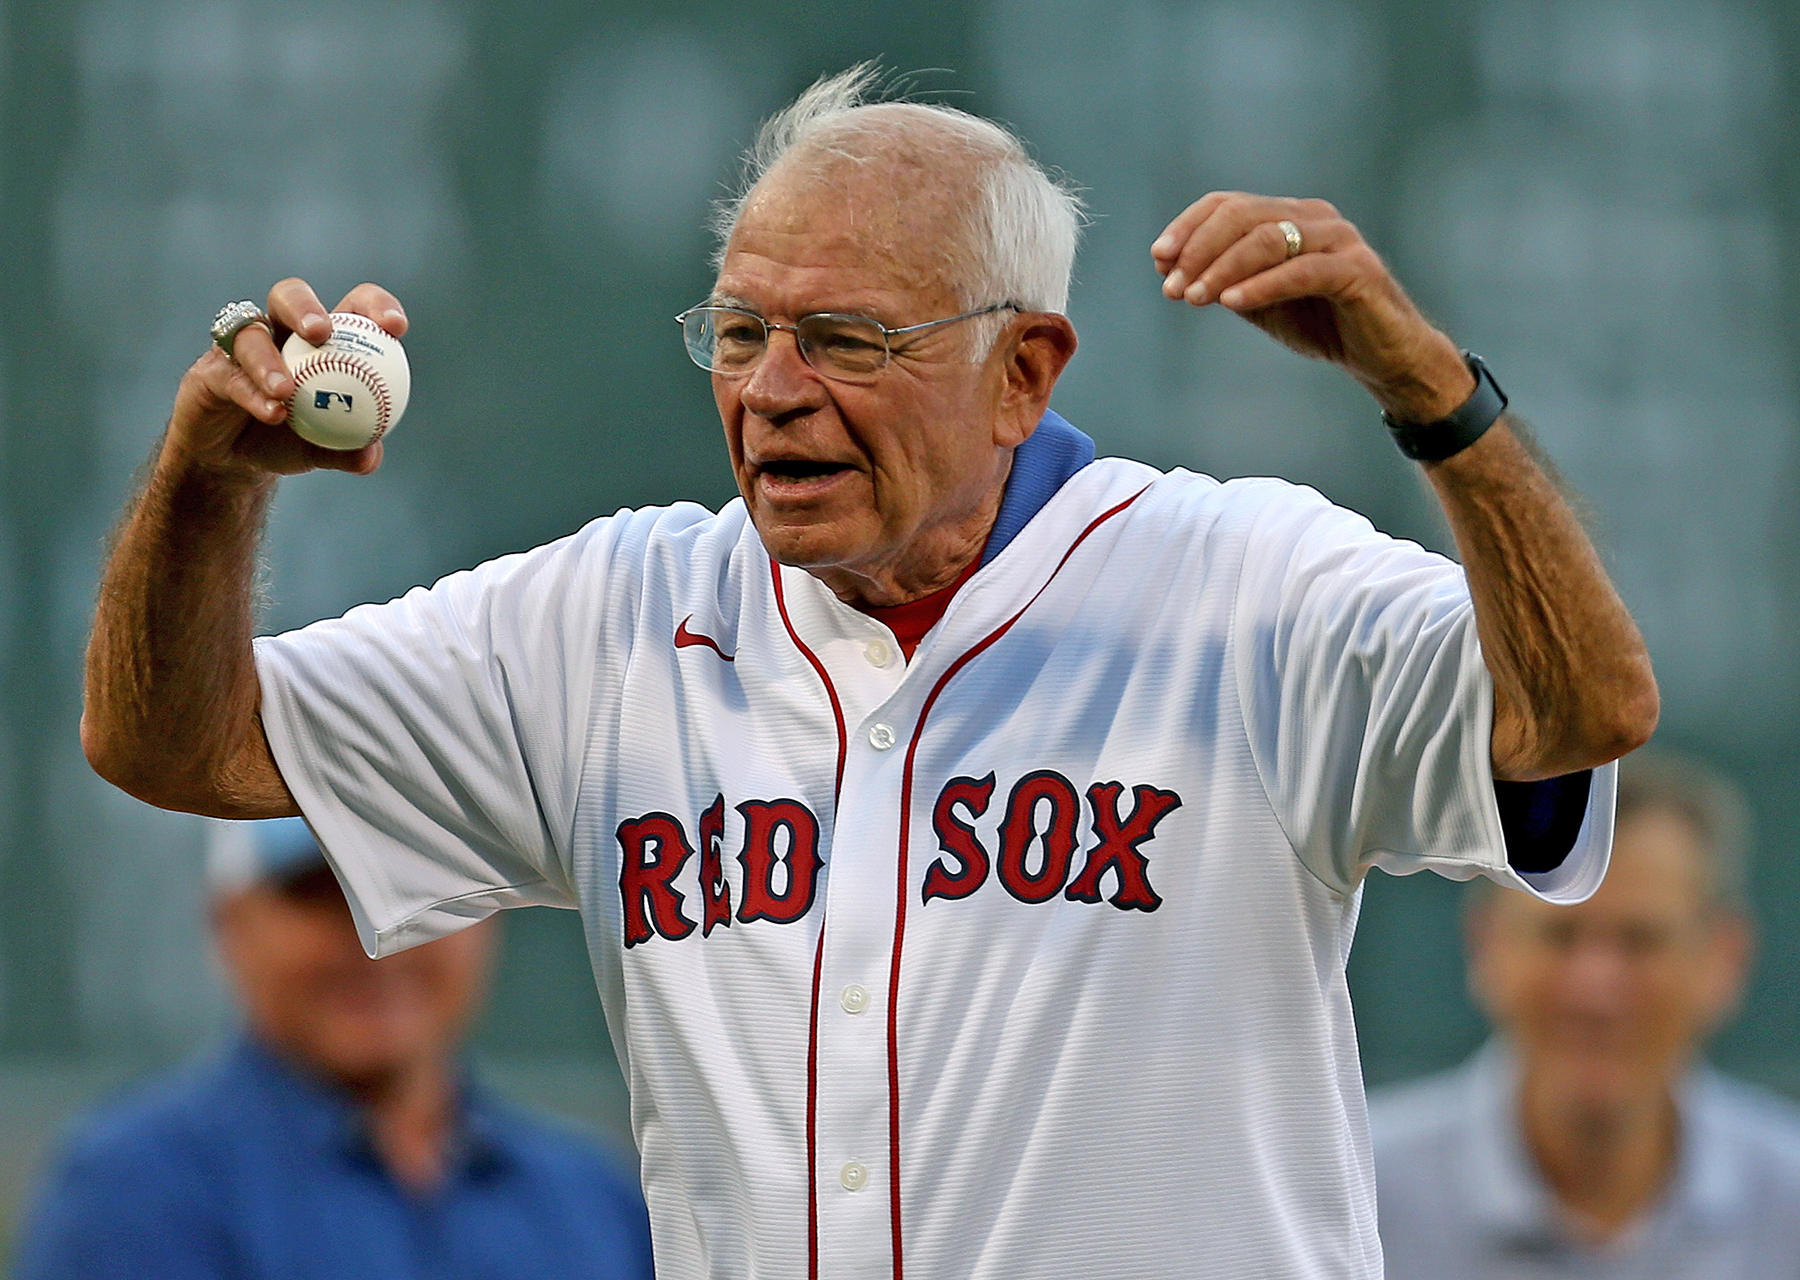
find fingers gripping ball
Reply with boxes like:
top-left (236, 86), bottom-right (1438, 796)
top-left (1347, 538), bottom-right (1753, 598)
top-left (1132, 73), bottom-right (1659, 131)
top-left (281, 313), bottom-right (411, 450)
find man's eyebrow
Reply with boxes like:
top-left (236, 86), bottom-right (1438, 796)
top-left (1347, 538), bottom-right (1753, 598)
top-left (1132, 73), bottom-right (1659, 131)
top-left (707, 293), bottom-right (758, 311)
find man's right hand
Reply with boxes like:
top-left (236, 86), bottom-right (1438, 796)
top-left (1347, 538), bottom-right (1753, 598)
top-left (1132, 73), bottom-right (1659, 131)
top-left (170, 278), bottom-right (408, 485)
top-left (84, 277), bottom-right (408, 818)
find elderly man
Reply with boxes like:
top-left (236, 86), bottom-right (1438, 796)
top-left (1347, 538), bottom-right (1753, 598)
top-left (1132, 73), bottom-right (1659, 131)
top-left (11, 818), bottom-right (653, 1279)
top-left (1371, 754), bottom-right (1800, 1277)
top-left (82, 69), bottom-right (1655, 1278)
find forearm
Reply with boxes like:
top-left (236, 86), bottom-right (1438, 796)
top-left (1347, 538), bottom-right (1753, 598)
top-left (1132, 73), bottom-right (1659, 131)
top-left (83, 437), bottom-right (296, 816)
top-left (1424, 419), bottom-right (1657, 780)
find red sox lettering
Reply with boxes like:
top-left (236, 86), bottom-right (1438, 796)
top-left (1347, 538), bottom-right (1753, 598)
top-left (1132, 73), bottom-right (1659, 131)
top-left (932, 772), bottom-right (1181, 910)
top-left (618, 797), bottom-right (826, 947)
top-left (1065, 779), bottom-right (1181, 909)
top-left (736, 799), bottom-right (825, 925)
top-left (697, 794), bottom-right (730, 936)
top-left (618, 773), bottom-right (1183, 946)
top-left (616, 813), bottom-right (698, 947)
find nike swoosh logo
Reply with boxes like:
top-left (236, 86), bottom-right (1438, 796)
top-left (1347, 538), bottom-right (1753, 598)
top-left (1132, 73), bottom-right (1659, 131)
top-left (675, 616), bottom-right (735, 661)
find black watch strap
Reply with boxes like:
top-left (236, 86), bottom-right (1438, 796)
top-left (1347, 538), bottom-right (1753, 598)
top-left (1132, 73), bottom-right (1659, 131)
top-left (1382, 352), bottom-right (1508, 462)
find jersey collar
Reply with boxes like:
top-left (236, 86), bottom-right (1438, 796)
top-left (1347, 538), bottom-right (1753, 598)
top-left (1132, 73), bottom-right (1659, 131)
top-left (981, 409), bottom-right (1096, 566)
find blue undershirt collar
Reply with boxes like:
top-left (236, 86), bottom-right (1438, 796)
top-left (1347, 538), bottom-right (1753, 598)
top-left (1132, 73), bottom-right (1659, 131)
top-left (982, 409), bottom-right (1096, 565)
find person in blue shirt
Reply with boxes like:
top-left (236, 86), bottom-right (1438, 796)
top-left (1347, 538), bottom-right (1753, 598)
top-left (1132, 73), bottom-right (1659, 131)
top-left (1371, 752), bottom-right (1800, 1278)
top-left (11, 817), bottom-right (654, 1280)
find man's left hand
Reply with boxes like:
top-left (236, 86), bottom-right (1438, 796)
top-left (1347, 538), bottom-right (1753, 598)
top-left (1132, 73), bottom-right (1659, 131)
top-left (1152, 192), bottom-right (1473, 424)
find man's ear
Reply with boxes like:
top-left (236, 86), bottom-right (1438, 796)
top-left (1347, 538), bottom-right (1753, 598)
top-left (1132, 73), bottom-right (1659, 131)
top-left (1699, 910), bottom-right (1755, 1033)
top-left (211, 892), bottom-right (251, 981)
top-left (995, 313), bottom-right (1078, 447)
top-left (1462, 888), bottom-right (1500, 1017)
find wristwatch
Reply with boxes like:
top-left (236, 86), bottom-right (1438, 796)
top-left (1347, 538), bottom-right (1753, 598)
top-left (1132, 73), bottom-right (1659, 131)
top-left (1382, 352), bottom-right (1508, 462)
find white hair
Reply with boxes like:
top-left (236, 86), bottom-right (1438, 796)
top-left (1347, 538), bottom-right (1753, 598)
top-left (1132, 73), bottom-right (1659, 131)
top-left (712, 65), bottom-right (1085, 318)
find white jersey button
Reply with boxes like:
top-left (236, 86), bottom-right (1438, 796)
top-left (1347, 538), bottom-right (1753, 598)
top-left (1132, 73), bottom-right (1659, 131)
top-left (867, 723), bottom-right (896, 750)
top-left (839, 1161), bottom-right (868, 1192)
top-left (864, 638), bottom-right (895, 668)
top-left (840, 984), bottom-right (870, 1014)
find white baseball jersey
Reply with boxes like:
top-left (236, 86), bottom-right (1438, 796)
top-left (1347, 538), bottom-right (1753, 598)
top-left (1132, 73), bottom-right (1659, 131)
top-left (254, 430), bottom-right (1614, 1280)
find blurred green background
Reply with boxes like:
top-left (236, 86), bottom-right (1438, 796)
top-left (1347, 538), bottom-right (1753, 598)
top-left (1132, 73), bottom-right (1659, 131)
top-left (4, 0), bottom-right (1800, 1252)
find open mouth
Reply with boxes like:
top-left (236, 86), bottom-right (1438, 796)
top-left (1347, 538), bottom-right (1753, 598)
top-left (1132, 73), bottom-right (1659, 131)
top-left (759, 460), bottom-right (852, 481)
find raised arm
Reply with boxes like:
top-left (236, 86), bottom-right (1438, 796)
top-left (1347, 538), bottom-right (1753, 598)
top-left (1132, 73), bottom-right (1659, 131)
top-left (83, 279), bottom-right (406, 817)
top-left (1151, 193), bottom-right (1657, 782)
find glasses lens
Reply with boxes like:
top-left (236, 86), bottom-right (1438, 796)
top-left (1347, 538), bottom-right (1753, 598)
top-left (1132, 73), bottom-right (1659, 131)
top-left (796, 314), bottom-right (889, 377)
top-left (684, 308), bottom-right (766, 373)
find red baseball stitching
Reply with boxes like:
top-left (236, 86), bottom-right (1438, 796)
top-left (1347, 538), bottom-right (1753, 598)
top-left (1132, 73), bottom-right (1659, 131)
top-left (286, 351), bottom-right (394, 440)
top-left (331, 312), bottom-right (383, 333)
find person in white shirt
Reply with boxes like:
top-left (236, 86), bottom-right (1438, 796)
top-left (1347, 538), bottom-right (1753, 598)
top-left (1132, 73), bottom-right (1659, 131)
top-left (1371, 751), bottom-right (1800, 1278)
top-left (81, 67), bottom-right (1656, 1278)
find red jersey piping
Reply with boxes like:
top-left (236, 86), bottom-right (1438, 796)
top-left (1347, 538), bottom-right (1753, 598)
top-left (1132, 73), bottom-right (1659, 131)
top-left (770, 560), bottom-right (847, 1280)
top-left (884, 486), bottom-right (1150, 1278)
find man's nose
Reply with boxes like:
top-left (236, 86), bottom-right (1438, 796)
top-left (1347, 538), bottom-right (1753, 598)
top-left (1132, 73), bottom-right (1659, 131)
top-left (738, 327), bottom-right (825, 420)
top-left (1555, 936), bottom-right (1638, 1010)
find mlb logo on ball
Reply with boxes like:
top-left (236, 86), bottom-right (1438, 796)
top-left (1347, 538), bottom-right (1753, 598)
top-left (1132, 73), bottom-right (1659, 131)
top-left (280, 309), bottom-right (410, 450)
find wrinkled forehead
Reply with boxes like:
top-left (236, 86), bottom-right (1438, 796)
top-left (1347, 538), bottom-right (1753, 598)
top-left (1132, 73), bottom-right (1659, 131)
top-left (721, 139), bottom-right (979, 307)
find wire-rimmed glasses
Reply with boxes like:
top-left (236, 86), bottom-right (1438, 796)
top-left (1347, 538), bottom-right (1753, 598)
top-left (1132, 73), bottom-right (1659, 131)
top-left (675, 302), bottom-right (1019, 383)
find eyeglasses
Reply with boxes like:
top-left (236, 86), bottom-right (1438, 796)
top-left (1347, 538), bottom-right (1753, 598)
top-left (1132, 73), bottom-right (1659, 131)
top-left (675, 302), bottom-right (1019, 383)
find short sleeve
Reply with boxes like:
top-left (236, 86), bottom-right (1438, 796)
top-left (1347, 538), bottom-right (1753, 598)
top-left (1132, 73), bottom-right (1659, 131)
top-left (1230, 481), bottom-right (1611, 901)
top-left (255, 503), bottom-right (708, 956)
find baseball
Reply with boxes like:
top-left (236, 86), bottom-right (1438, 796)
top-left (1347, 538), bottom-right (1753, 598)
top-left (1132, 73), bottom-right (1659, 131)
top-left (281, 312), bottom-right (411, 451)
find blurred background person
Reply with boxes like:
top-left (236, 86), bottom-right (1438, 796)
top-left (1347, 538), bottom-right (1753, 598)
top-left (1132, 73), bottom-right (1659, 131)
top-left (8, 818), bottom-right (653, 1280)
top-left (1371, 752), bottom-right (1800, 1276)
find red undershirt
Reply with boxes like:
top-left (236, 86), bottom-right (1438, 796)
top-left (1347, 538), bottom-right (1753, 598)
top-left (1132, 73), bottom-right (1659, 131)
top-left (857, 554), bottom-right (983, 662)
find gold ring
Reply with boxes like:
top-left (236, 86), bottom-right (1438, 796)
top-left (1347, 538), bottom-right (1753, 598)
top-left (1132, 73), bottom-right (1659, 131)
top-left (1277, 219), bottom-right (1303, 260)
